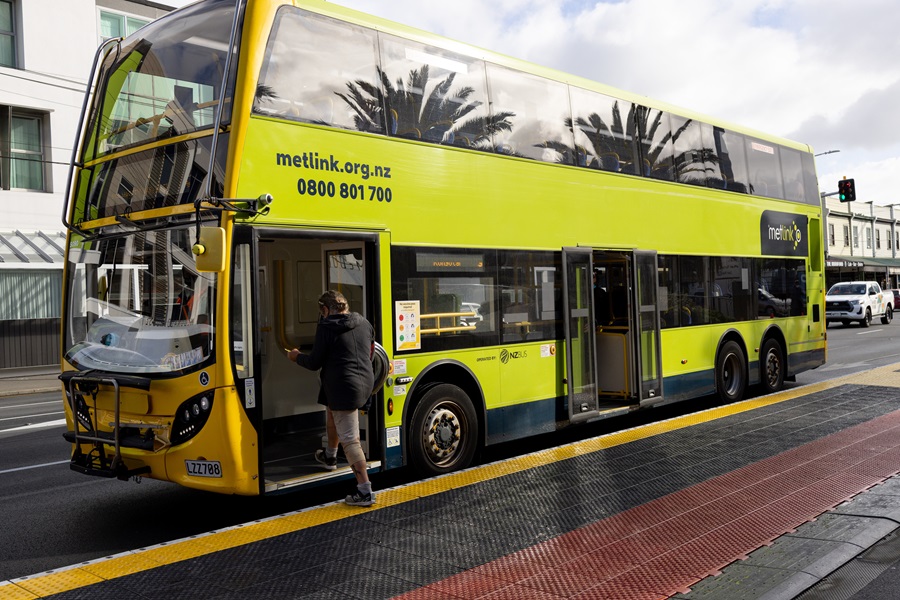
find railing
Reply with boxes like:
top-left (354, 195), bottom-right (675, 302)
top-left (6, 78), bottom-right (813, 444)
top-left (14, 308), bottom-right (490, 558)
top-left (420, 311), bottom-right (477, 335)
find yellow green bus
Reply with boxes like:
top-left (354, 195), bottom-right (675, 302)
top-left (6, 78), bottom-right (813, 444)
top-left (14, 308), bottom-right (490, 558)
top-left (60, 0), bottom-right (827, 495)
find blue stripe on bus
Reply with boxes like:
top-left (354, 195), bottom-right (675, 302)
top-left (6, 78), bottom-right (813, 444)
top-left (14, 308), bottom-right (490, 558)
top-left (486, 397), bottom-right (559, 445)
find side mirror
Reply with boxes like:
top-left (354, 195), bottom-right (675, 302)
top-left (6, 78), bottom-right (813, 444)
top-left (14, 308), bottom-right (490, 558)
top-left (192, 227), bottom-right (226, 272)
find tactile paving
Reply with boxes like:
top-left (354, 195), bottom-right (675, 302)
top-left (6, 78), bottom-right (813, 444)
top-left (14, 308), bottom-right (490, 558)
top-left (20, 380), bottom-right (900, 599)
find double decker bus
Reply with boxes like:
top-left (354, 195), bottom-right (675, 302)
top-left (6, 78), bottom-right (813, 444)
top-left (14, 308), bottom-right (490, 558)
top-left (60, 0), bottom-right (826, 495)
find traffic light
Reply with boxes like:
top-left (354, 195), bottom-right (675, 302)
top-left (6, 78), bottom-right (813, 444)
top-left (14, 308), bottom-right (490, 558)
top-left (838, 178), bottom-right (856, 202)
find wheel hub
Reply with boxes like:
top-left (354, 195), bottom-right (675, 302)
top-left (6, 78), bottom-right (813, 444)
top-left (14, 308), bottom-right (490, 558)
top-left (425, 407), bottom-right (461, 461)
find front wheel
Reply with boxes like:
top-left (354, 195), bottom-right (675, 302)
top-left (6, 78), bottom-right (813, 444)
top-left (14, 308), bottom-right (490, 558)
top-left (860, 308), bottom-right (872, 327)
top-left (759, 338), bottom-right (785, 395)
top-left (882, 306), bottom-right (893, 325)
top-left (409, 384), bottom-right (479, 476)
top-left (716, 340), bottom-right (747, 403)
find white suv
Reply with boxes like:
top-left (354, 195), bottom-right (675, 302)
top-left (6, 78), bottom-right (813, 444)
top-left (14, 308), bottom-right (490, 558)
top-left (825, 281), bottom-right (893, 327)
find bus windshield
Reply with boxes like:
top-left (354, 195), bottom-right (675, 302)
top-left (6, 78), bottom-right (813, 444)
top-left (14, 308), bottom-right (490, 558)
top-left (64, 228), bottom-right (215, 375)
top-left (81, 0), bottom-right (238, 161)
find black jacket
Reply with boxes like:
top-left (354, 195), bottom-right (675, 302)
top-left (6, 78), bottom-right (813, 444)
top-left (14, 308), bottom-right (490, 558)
top-left (296, 312), bottom-right (375, 410)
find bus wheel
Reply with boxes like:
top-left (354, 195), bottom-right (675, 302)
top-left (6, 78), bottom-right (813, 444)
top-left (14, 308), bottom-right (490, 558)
top-left (409, 384), bottom-right (478, 476)
top-left (716, 340), bottom-right (747, 403)
top-left (760, 338), bottom-right (785, 395)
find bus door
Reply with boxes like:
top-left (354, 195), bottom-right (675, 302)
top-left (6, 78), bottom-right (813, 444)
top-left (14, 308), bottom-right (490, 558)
top-left (562, 247), bottom-right (599, 423)
top-left (592, 250), bottom-right (663, 406)
top-left (251, 230), bottom-right (382, 493)
top-left (633, 250), bottom-right (663, 405)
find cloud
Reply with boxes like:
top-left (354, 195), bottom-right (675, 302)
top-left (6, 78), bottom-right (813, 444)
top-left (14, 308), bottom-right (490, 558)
top-left (790, 79), bottom-right (900, 152)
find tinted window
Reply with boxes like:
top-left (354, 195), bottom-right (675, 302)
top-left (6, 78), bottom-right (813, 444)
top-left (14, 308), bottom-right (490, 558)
top-left (671, 116), bottom-right (711, 187)
top-left (486, 64), bottom-right (574, 163)
top-left (84, 0), bottom-right (236, 160)
top-left (379, 35), bottom-right (490, 148)
top-left (255, 8), bottom-right (383, 133)
top-left (801, 151), bottom-right (820, 205)
top-left (392, 247), bottom-right (500, 352)
top-left (499, 251), bottom-right (563, 342)
top-left (713, 128), bottom-right (750, 193)
top-left (637, 106), bottom-right (674, 181)
top-left (747, 138), bottom-right (784, 199)
top-left (758, 258), bottom-right (805, 317)
top-left (780, 147), bottom-right (806, 203)
top-left (569, 87), bottom-right (639, 174)
top-left (709, 256), bottom-right (753, 322)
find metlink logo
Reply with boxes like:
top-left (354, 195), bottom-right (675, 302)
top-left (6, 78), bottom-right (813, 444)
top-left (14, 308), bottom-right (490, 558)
top-left (767, 221), bottom-right (802, 251)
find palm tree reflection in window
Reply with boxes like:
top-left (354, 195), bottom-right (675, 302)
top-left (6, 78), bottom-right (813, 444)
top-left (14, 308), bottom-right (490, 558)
top-left (336, 64), bottom-right (515, 151)
top-left (539, 101), bottom-right (720, 185)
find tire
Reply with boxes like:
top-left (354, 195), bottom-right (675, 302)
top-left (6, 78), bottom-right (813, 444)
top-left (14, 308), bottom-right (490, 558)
top-left (409, 384), bottom-right (478, 476)
top-left (716, 340), bottom-right (747, 403)
top-left (882, 306), bottom-right (893, 325)
top-left (759, 338), bottom-right (785, 395)
top-left (860, 308), bottom-right (871, 327)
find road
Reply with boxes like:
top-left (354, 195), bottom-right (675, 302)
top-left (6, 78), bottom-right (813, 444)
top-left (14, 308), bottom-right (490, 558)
top-left (1, 323), bottom-right (897, 582)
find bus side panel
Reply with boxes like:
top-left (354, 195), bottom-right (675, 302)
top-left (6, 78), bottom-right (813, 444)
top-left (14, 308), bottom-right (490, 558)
top-left (490, 340), bottom-right (564, 444)
top-left (164, 386), bottom-right (260, 495)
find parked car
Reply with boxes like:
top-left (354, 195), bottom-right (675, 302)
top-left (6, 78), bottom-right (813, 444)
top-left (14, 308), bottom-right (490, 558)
top-left (891, 289), bottom-right (900, 308)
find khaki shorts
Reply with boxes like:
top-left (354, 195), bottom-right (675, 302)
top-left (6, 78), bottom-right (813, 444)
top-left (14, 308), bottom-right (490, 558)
top-left (331, 408), bottom-right (365, 465)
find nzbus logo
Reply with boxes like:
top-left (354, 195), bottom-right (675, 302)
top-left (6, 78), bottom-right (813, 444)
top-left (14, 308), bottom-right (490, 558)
top-left (500, 349), bottom-right (527, 364)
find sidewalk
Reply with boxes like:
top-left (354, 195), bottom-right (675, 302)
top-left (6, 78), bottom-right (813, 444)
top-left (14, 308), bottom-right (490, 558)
top-left (0, 365), bottom-right (61, 397)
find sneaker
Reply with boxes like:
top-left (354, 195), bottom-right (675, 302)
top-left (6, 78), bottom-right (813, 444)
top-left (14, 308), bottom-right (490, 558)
top-left (345, 490), bottom-right (376, 507)
top-left (314, 448), bottom-right (337, 471)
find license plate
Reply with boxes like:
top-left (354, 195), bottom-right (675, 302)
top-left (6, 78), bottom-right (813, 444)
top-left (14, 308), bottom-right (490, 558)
top-left (185, 460), bottom-right (222, 478)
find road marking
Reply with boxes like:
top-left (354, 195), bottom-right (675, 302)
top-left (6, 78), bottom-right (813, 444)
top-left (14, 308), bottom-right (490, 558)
top-left (1, 400), bottom-right (61, 410)
top-left (0, 459), bottom-right (69, 475)
top-left (0, 412), bottom-right (64, 422)
top-left (1, 418), bottom-right (66, 432)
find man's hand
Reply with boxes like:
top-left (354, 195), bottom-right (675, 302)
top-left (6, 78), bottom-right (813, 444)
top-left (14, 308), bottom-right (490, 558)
top-left (288, 348), bottom-right (300, 362)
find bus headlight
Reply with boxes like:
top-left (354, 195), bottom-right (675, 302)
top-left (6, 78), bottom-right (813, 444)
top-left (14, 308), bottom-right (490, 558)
top-left (171, 392), bottom-right (214, 446)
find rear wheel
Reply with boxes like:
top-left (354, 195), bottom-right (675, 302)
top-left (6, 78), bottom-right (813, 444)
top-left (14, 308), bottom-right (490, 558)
top-left (716, 340), bottom-right (747, 403)
top-left (409, 384), bottom-right (478, 476)
top-left (759, 338), bottom-right (785, 395)
top-left (882, 306), bottom-right (893, 325)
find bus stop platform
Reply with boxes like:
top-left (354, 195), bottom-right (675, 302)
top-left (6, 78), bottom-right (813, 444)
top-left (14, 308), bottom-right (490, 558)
top-left (8, 365), bottom-right (900, 599)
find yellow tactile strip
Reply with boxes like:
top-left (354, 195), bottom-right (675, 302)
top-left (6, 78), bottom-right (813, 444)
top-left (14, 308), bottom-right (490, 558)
top-left (2, 364), bottom-right (891, 598)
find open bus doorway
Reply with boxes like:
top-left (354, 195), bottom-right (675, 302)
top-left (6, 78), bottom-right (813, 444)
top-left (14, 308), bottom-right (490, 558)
top-left (562, 248), bottom-right (663, 423)
top-left (251, 231), bottom-right (384, 493)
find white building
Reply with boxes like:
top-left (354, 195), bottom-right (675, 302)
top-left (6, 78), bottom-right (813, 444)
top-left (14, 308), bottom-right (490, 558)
top-left (0, 0), bottom-right (173, 369)
top-left (824, 196), bottom-right (900, 289)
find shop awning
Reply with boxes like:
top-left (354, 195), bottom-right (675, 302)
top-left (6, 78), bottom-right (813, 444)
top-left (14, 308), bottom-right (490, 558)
top-left (0, 230), bottom-right (66, 269)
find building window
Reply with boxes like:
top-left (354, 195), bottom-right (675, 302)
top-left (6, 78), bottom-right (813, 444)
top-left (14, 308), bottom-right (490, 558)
top-left (99, 10), bottom-right (150, 42)
top-left (852, 226), bottom-right (859, 248)
top-left (1, 108), bottom-right (46, 191)
top-left (866, 228), bottom-right (872, 250)
top-left (876, 229), bottom-right (882, 250)
top-left (0, 0), bottom-right (15, 68)
top-left (843, 225), bottom-right (850, 247)
top-left (828, 224), bottom-right (835, 247)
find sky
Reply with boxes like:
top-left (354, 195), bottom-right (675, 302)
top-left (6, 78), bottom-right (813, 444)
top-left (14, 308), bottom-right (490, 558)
top-left (166, 0), bottom-right (900, 205)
